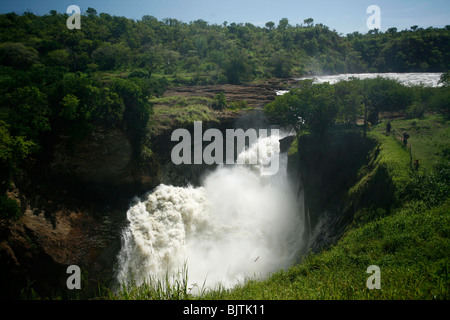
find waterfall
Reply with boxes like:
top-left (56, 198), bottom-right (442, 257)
top-left (115, 130), bottom-right (304, 291)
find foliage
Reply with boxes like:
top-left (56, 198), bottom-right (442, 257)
top-left (0, 194), bottom-right (21, 220)
top-left (0, 11), bottom-right (447, 86)
top-left (361, 77), bottom-right (412, 124)
top-left (0, 42), bottom-right (39, 70)
top-left (211, 92), bottom-right (227, 110)
top-left (439, 71), bottom-right (450, 86)
top-left (265, 77), bottom-right (446, 135)
top-left (399, 167), bottom-right (449, 207)
top-left (333, 79), bottom-right (364, 124)
top-left (5, 86), bottom-right (51, 141)
top-left (0, 120), bottom-right (36, 193)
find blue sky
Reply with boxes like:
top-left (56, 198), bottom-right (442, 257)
top-left (0, 0), bottom-right (449, 34)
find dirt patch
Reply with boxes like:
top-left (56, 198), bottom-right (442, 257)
top-left (164, 79), bottom-right (299, 107)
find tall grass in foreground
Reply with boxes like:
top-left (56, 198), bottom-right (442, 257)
top-left (101, 264), bottom-right (191, 300)
top-left (100, 263), bottom-right (226, 300)
top-left (99, 264), bottom-right (266, 300)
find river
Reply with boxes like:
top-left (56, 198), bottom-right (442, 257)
top-left (277, 72), bottom-right (444, 95)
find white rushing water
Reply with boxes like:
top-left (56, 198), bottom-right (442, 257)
top-left (116, 131), bottom-right (304, 291)
top-left (276, 72), bottom-right (443, 95)
top-left (299, 72), bottom-right (443, 87)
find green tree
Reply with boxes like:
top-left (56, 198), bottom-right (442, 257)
top-left (47, 49), bottom-right (70, 68)
top-left (334, 79), bottom-right (364, 124)
top-left (304, 18), bottom-right (314, 27)
top-left (223, 49), bottom-right (253, 84)
top-left (85, 7), bottom-right (98, 17)
top-left (265, 80), bottom-right (337, 134)
top-left (95, 87), bottom-right (125, 125)
top-left (0, 120), bottom-right (36, 194)
top-left (59, 94), bottom-right (80, 121)
top-left (278, 18), bottom-right (289, 31)
top-left (439, 71), bottom-right (450, 86)
top-left (265, 21), bottom-right (275, 30)
top-left (268, 50), bottom-right (293, 78)
top-left (92, 42), bottom-right (132, 70)
top-left (113, 78), bottom-right (153, 155)
top-left (0, 42), bottom-right (39, 70)
top-left (362, 77), bottom-right (412, 124)
top-left (212, 92), bottom-right (227, 110)
top-left (6, 86), bottom-right (51, 141)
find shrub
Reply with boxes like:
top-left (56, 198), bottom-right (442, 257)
top-left (228, 100), bottom-right (248, 110)
top-left (399, 167), bottom-right (449, 207)
top-left (406, 102), bottom-right (427, 119)
top-left (211, 92), bottom-right (227, 110)
top-left (0, 194), bottom-right (21, 220)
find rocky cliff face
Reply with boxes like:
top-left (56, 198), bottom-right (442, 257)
top-left (49, 126), bottom-right (161, 198)
top-left (1, 126), bottom-right (159, 298)
top-left (51, 127), bottom-right (134, 188)
top-left (287, 131), bottom-right (377, 253)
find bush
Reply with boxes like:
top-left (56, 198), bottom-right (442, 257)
top-left (399, 167), bottom-right (449, 207)
top-left (0, 194), bottom-right (21, 220)
top-left (228, 100), bottom-right (249, 110)
top-left (211, 92), bottom-right (227, 110)
top-left (0, 42), bottom-right (39, 70)
top-left (406, 102), bottom-right (427, 119)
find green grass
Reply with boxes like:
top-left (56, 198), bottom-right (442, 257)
top-left (148, 96), bottom-right (219, 135)
top-left (198, 199), bottom-right (448, 300)
top-left (104, 267), bottom-right (193, 300)
top-left (372, 114), bottom-right (450, 170)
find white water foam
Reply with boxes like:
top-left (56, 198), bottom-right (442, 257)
top-left (116, 132), bottom-right (304, 291)
top-left (276, 73), bottom-right (443, 96)
top-left (298, 72), bottom-right (443, 87)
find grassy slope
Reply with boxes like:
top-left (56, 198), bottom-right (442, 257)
top-left (147, 95), bottom-right (251, 136)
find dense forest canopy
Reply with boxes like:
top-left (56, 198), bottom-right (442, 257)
top-left (0, 9), bottom-right (449, 82)
top-left (0, 9), bottom-right (449, 218)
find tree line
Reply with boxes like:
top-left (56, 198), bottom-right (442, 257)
top-left (264, 74), bottom-right (450, 135)
top-left (0, 9), bottom-right (449, 84)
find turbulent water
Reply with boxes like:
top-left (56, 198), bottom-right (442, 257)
top-left (116, 131), bottom-right (304, 291)
top-left (300, 72), bottom-right (443, 86)
top-left (277, 72), bottom-right (443, 95)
